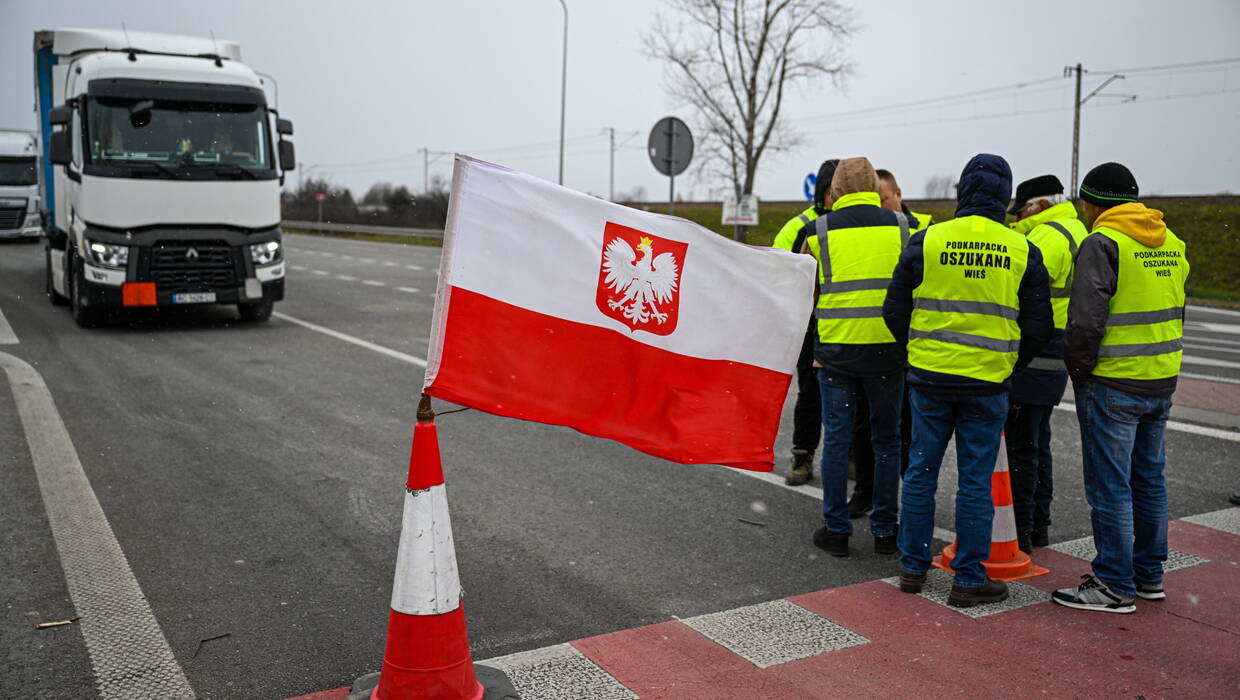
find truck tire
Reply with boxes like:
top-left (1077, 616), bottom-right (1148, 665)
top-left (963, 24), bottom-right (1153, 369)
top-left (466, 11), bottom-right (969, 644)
top-left (237, 298), bottom-right (273, 323)
top-left (46, 244), bottom-right (68, 306)
top-left (68, 252), bottom-right (106, 328)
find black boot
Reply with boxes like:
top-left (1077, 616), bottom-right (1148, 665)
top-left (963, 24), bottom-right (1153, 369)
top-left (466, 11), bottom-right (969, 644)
top-left (947, 578), bottom-right (1009, 608)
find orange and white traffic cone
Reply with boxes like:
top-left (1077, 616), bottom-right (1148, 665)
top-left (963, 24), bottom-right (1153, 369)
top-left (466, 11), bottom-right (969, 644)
top-left (348, 397), bottom-right (513, 700)
top-left (933, 432), bottom-right (1050, 582)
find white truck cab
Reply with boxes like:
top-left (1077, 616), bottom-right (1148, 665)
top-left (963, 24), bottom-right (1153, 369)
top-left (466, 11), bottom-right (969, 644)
top-left (36, 28), bottom-right (295, 326)
top-left (0, 130), bottom-right (42, 239)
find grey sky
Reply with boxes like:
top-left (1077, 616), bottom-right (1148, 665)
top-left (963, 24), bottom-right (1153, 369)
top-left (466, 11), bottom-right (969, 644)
top-left (3, 0), bottom-right (1238, 203)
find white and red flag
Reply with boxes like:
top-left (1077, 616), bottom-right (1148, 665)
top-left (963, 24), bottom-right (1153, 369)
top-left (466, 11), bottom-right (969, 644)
top-left (424, 156), bottom-right (817, 471)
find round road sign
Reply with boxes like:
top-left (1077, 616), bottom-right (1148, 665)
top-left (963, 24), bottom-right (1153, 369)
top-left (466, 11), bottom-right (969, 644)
top-left (648, 117), bottom-right (693, 177)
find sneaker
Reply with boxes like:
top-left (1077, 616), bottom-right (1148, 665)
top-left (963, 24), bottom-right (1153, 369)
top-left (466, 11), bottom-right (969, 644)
top-left (1135, 580), bottom-right (1166, 601)
top-left (873, 534), bottom-right (897, 555)
top-left (813, 527), bottom-right (849, 557)
top-left (785, 450), bottom-right (814, 486)
top-left (898, 570), bottom-right (927, 594)
top-left (1031, 527), bottom-right (1050, 548)
top-left (947, 578), bottom-right (1009, 608)
top-left (1052, 575), bottom-right (1136, 613)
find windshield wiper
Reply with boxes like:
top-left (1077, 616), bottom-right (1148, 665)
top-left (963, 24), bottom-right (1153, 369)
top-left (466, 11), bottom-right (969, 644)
top-left (213, 162), bottom-right (259, 180)
top-left (131, 162), bottom-right (182, 179)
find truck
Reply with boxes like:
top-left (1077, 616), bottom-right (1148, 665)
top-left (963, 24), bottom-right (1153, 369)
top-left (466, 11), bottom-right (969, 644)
top-left (35, 28), bottom-right (295, 326)
top-left (0, 129), bottom-right (42, 239)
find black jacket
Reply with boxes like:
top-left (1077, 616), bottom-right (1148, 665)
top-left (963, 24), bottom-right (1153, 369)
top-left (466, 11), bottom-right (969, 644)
top-left (883, 154), bottom-right (1053, 394)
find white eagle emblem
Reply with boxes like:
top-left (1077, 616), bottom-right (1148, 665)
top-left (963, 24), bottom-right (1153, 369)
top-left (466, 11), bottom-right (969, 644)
top-left (601, 235), bottom-right (680, 326)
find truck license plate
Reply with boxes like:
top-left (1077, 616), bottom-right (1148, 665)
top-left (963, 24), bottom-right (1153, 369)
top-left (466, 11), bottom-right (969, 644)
top-left (172, 292), bottom-right (217, 304)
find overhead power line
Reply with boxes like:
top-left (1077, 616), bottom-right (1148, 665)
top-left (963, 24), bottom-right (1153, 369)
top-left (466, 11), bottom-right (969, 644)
top-left (1090, 56), bottom-right (1240, 75)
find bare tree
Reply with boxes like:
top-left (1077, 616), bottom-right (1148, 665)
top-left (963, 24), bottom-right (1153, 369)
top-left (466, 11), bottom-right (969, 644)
top-left (645, 0), bottom-right (854, 240)
top-left (924, 174), bottom-right (955, 199)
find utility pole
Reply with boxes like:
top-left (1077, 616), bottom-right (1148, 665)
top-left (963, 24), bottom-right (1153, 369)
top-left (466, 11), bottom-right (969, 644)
top-left (1065, 64), bottom-right (1135, 198)
top-left (604, 127), bottom-right (615, 201)
top-left (557, 0), bottom-right (568, 185)
top-left (420, 148), bottom-right (429, 193)
top-left (1068, 63), bottom-right (1082, 199)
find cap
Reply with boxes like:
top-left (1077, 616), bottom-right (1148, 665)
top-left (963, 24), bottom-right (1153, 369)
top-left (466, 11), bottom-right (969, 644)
top-left (1008, 174), bottom-right (1064, 215)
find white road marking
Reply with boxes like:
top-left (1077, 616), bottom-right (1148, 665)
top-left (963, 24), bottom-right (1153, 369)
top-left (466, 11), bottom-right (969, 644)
top-left (290, 264), bottom-right (308, 271)
top-left (395, 286), bottom-right (420, 294)
top-left (273, 312), bottom-right (427, 367)
top-left (1055, 402), bottom-right (1240, 442)
top-left (1181, 354), bottom-right (1240, 370)
top-left (716, 464), bottom-right (956, 543)
top-left (1185, 335), bottom-right (1240, 348)
top-left (0, 304), bottom-right (18, 344)
top-left (1181, 371), bottom-right (1240, 385)
top-left (1185, 321), bottom-right (1240, 335)
top-left (383, 261), bottom-right (399, 267)
top-left (339, 255), bottom-right (354, 260)
top-left (337, 275), bottom-right (357, 281)
top-left (0, 352), bottom-right (194, 698)
top-left (362, 280), bottom-right (386, 287)
top-left (1188, 304), bottom-right (1240, 319)
top-left (406, 265), bottom-right (423, 271)
top-left (1184, 342), bottom-right (1240, 356)
top-left (312, 270), bottom-right (330, 276)
top-left (360, 257), bottom-right (376, 264)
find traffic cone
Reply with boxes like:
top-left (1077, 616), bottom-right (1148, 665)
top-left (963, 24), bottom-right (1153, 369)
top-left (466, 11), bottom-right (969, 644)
top-left (351, 396), bottom-right (513, 700)
top-left (932, 433), bottom-right (1050, 582)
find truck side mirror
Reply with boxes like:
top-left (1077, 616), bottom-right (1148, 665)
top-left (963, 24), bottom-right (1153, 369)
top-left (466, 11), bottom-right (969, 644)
top-left (279, 140), bottom-right (296, 171)
top-left (277, 118), bottom-right (294, 136)
top-left (50, 131), bottom-right (72, 165)
top-left (49, 106), bottom-right (71, 125)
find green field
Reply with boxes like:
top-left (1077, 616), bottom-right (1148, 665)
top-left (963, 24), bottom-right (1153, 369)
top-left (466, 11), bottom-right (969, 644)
top-left (638, 197), bottom-right (1240, 304)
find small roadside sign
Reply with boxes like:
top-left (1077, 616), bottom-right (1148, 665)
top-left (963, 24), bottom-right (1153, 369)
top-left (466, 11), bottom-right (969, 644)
top-left (722, 195), bottom-right (759, 226)
top-left (803, 173), bottom-right (816, 201)
top-left (315, 192), bottom-right (327, 201)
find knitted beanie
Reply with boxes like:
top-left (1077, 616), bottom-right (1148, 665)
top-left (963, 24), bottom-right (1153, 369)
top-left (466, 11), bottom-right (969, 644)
top-left (1079, 162), bottom-right (1139, 207)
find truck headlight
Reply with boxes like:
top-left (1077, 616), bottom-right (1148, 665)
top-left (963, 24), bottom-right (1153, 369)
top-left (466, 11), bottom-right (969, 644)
top-left (250, 240), bottom-right (281, 266)
top-left (87, 241), bottom-right (129, 269)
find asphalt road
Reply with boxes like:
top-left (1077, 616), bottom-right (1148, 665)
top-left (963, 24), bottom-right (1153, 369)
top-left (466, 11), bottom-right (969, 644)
top-left (1, 233), bottom-right (1236, 699)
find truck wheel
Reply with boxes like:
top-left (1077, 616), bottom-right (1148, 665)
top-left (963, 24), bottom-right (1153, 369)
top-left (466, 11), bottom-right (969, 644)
top-left (237, 298), bottom-right (273, 323)
top-left (69, 252), bottom-right (106, 328)
top-left (46, 245), bottom-right (68, 306)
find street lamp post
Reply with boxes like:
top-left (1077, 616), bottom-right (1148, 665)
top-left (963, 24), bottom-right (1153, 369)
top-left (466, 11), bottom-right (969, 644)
top-left (557, 0), bottom-right (567, 185)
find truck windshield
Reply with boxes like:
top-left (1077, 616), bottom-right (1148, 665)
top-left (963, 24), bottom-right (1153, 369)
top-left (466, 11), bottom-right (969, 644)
top-left (86, 97), bottom-right (273, 178)
top-left (0, 156), bottom-right (37, 186)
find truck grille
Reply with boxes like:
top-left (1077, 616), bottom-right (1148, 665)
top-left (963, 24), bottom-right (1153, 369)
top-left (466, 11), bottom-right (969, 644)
top-left (149, 241), bottom-right (236, 292)
top-left (0, 207), bottom-right (24, 231)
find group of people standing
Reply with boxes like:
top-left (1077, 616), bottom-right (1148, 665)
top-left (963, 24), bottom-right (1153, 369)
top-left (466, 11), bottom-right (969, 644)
top-left (774, 154), bottom-right (1189, 614)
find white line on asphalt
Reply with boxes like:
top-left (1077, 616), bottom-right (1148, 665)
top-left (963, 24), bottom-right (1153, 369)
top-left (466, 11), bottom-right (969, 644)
top-left (0, 304), bottom-right (18, 344)
top-left (383, 261), bottom-right (399, 267)
top-left (340, 255), bottom-right (354, 260)
top-left (273, 312), bottom-right (427, 367)
top-left (360, 258), bottom-right (376, 264)
top-left (1184, 342), bottom-right (1240, 356)
top-left (290, 264), bottom-right (308, 271)
top-left (0, 352), bottom-right (194, 698)
top-left (406, 265), bottom-right (423, 271)
top-left (1181, 371), bottom-right (1240, 385)
top-left (312, 269), bottom-right (330, 276)
top-left (1188, 304), bottom-right (1240, 319)
top-left (321, 251), bottom-right (336, 257)
top-left (1055, 402), bottom-right (1240, 442)
top-left (395, 286), bottom-right (420, 294)
top-left (1182, 354), bottom-right (1240, 370)
top-left (362, 280), bottom-right (386, 287)
top-left (717, 465), bottom-right (956, 543)
top-left (1185, 334), bottom-right (1240, 348)
top-left (337, 275), bottom-right (357, 281)
top-left (1185, 321), bottom-right (1240, 335)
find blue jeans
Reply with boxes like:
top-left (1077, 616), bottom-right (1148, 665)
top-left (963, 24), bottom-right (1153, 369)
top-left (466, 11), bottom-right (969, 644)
top-left (817, 369), bottom-right (902, 537)
top-left (1074, 380), bottom-right (1171, 597)
top-left (899, 387), bottom-right (1008, 588)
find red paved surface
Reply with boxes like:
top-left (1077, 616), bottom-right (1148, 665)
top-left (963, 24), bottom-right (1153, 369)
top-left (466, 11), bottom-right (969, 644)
top-left (291, 515), bottom-right (1240, 699)
top-left (1172, 376), bottom-right (1240, 415)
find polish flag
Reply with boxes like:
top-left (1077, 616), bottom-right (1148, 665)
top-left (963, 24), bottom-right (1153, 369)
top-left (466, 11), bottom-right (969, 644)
top-left (423, 156), bottom-right (817, 471)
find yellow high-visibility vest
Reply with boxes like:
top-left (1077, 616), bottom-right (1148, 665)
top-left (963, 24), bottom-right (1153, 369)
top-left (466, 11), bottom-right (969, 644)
top-left (909, 215), bottom-right (1031, 383)
top-left (1093, 228), bottom-right (1188, 380)
top-left (1011, 201), bottom-right (1088, 330)
top-left (806, 191), bottom-right (909, 344)
top-left (772, 206), bottom-right (819, 252)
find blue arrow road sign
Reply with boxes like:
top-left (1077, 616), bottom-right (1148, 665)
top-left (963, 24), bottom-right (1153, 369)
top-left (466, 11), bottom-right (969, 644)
top-left (803, 173), bottom-right (816, 201)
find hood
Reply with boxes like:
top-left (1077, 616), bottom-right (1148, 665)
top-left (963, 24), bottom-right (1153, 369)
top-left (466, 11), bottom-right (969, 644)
top-left (1010, 201), bottom-right (1079, 235)
top-left (830, 157), bottom-right (879, 202)
top-left (955, 153), bottom-right (1012, 222)
top-left (1093, 202), bottom-right (1167, 248)
top-left (814, 159), bottom-right (839, 211)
